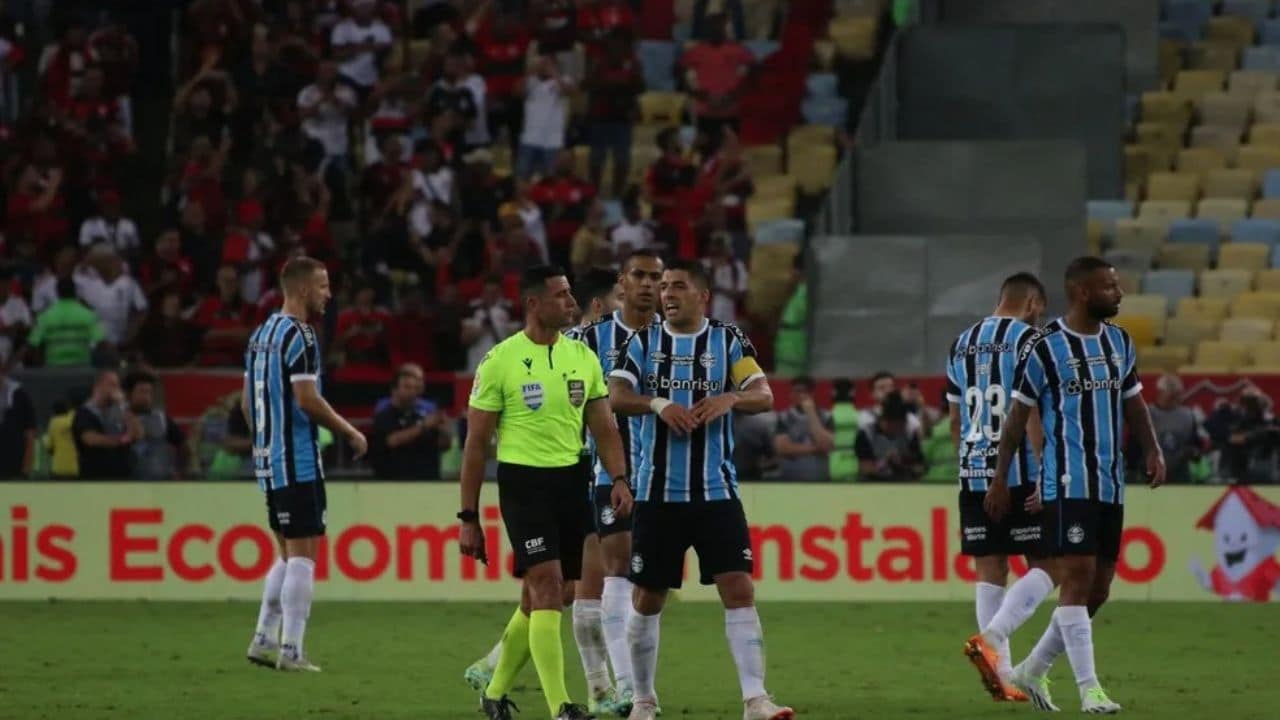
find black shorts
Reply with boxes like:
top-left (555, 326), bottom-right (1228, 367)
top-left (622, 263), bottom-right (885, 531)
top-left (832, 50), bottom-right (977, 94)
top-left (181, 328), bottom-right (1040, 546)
top-left (629, 500), bottom-right (753, 590)
top-left (593, 485), bottom-right (633, 537)
top-left (959, 485), bottom-right (1046, 558)
top-left (266, 481), bottom-right (327, 539)
top-left (1042, 498), bottom-right (1125, 562)
top-left (498, 462), bottom-right (590, 581)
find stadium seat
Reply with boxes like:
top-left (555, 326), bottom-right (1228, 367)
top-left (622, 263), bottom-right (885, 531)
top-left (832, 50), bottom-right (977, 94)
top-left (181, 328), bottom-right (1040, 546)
top-left (1175, 70), bottom-right (1228, 102)
top-left (1198, 197), bottom-right (1250, 226)
top-left (1229, 69), bottom-right (1278, 95)
top-left (1255, 89), bottom-right (1280, 122)
top-left (1249, 122), bottom-right (1280, 145)
top-left (1249, 341), bottom-right (1280, 365)
top-left (1165, 0), bottom-right (1212, 41)
top-left (1219, 242), bottom-right (1271, 270)
top-left (1231, 290), bottom-right (1280, 317)
top-left (1191, 40), bottom-right (1240, 73)
top-left (1199, 92), bottom-right (1252, 127)
top-left (1190, 126), bottom-right (1242, 161)
top-left (1225, 0), bottom-right (1270, 27)
top-left (1256, 267), bottom-right (1280, 290)
top-left (1122, 293), bottom-right (1171, 320)
top-left (1204, 168), bottom-right (1257, 198)
top-left (1197, 340), bottom-right (1251, 367)
top-left (1087, 199), bottom-right (1134, 223)
top-left (1252, 197), bottom-right (1280, 217)
top-left (1127, 145), bottom-right (1175, 182)
top-left (1117, 270), bottom-right (1141, 295)
top-left (787, 124), bottom-right (836, 155)
top-left (753, 174), bottom-right (797, 201)
top-left (1273, 243), bottom-right (1280, 266)
top-left (790, 145), bottom-right (838, 193)
top-left (1166, 315), bottom-right (1221, 346)
top-left (747, 195), bottom-right (796, 232)
top-left (1142, 269), bottom-right (1197, 304)
top-left (1169, 218), bottom-right (1222, 254)
top-left (753, 218), bottom-right (804, 245)
top-left (1177, 295), bottom-right (1232, 320)
top-left (1147, 171), bottom-right (1202, 202)
top-left (638, 41), bottom-right (678, 92)
top-left (638, 92), bottom-right (686, 124)
top-left (742, 144), bottom-right (783, 175)
top-left (1210, 15), bottom-right (1257, 45)
top-left (801, 96), bottom-right (848, 127)
top-left (1244, 46), bottom-right (1280, 72)
top-left (1141, 199), bottom-right (1193, 220)
top-left (1140, 344), bottom-right (1192, 373)
top-left (1159, 241), bottom-right (1213, 270)
top-left (1200, 268), bottom-right (1255, 297)
top-left (1114, 315), bottom-right (1160, 346)
top-left (1103, 249), bottom-right (1153, 276)
top-left (804, 72), bottom-right (838, 98)
top-left (829, 16), bottom-right (878, 61)
top-left (1237, 143), bottom-right (1280, 171)
top-left (1264, 168), bottom-right (1280, 198)
top-left (1231, 218), bottom-right (1280, 247)
top-left (1136, 121), bottom-right (1186, 150)
top-left (1177, 146), bottom-right (1228, 176)
top-left (1266, 18), bottom-right (1280, 45)
top-left (1221, 316), bottom-right (1276, 342)
top-left (1141, 91), bottom-right (1194, 125)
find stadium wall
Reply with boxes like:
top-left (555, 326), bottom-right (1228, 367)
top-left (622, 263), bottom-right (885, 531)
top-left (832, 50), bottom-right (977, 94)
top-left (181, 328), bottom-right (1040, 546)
top-left (2, 484), bottom-right (1275, 603)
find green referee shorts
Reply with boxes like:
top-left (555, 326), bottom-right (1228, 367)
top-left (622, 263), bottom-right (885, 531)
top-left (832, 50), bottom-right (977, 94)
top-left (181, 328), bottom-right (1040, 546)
top-left (497, 462), bottom-right (590, 581)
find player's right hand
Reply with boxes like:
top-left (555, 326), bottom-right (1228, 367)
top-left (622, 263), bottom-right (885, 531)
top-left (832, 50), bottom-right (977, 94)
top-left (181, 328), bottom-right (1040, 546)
top-left (348, 430), bottom-right (368, 459)
top-left (658, 402), bottom-right (699, 434)
top-left (1024, 487), bottom-right (1043, 514)
top-left (459, 521), bottom-right (488, 565)
top-left (984, 481), bottom-right (1011, 522)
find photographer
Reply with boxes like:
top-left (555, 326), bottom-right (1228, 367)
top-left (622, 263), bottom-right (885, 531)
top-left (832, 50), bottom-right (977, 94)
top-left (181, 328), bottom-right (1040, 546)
top-left (854, 391), bottom-right (926, 482)
top-left (1215, 389), bottom-right (1280, 485)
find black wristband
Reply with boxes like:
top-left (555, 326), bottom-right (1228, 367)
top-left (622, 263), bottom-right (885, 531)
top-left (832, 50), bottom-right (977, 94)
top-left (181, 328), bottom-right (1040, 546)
top-left (613, 475), bottom-right (630, 488)
top-left (456, 509), bottom-right (480, 523)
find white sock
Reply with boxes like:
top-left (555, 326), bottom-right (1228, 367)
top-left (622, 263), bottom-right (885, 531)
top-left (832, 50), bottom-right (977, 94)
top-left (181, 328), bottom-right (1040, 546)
top-left (975, 582), bottom-right (1012, 679)
top-left (1054, 605), bottom-right (1100, 692)
top-left (572, 600), bottom-right (611, 695)
top-left (628, 611), bottom-right (661, 703)
top-left (601, 576), bottom-right (635, 690)
top-left (253, 557), bottom-right (287, 645)
top-left (280, 557), bottom-right (316, 659)
top-left (1022, 615), bottom-right (1066, 678)
top-left (984, 568), bottom-right (1054, 643)
top-left (484, 639), bottom-right (504, 671)
top-left (725, 606), bottom-right (768, 701)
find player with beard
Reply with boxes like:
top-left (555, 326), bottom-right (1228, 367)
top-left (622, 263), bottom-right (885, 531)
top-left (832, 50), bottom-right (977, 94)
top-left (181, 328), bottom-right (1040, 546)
top-left (972, 256), bottom-right (1166, 714)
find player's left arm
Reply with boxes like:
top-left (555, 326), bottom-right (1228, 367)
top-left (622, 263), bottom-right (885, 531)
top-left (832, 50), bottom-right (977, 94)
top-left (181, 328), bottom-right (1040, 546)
top-left (691, 325), bottom-right (772, 423)
top-left (1119, 334), bottom-right (1166, 487)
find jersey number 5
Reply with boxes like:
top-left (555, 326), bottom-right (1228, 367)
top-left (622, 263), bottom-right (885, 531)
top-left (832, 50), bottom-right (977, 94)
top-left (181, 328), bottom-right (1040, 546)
top-left (254, 380), bottom-right (267, 432)
top-left (963, 385), bottom-right (1006, 443)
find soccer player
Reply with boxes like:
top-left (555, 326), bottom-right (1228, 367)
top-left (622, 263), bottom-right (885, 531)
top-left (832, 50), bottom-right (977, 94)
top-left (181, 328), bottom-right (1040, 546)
top-left (948, 273), bottom-right (1057, 702)
top-left (608, 260), bottom-right (794, 720)
top-left (243, 257), bottom-right (368, 672)
top-left (459, 265), bottom-right (635, 720)
top-left (976, 256), bottom-right (1166, 714)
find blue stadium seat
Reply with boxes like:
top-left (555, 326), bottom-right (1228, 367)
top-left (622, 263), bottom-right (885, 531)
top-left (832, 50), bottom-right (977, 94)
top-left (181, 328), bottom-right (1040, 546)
top-left (746, 39), bottom-right (780, 61)
top-left (1244, 46), bottom-right (1280, 72)
top-left (1232, 218), bottom-right (1280, 248)
top-left (1159, 21), bottom-right (1200, 43)
top-left (754, 218), bottom-right (805, 245)
top-left (638, 40), bottom-right (677, 92)
top-left (1223, 0), bottom-right (1270, 29)
top-left (1272, 243), bottom-right (1280, 267)
top-left (1087, 199), bottom-right (1135, 222)
top-left (1164, 0), bottom-right (1212, 40)
top-left (1103, 249), bottom-right (1154, 276)
top-left (1169, 218), bottom-right (1222, 256)
top-left (805, 73), bottom-right (838, 99)
top-left (801, 97), bottom-right (848, 127)
top-left (1263, 169), bottom-right (1280, 198)
top-left (1264, 18), bottom-right (1280, 45)
top-left (1142, 269), bottom-right (1197, 305)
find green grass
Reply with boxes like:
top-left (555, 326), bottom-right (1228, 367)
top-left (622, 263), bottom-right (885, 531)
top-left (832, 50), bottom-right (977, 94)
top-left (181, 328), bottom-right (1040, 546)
top-left (1, 601), bottom-right (1276, 720)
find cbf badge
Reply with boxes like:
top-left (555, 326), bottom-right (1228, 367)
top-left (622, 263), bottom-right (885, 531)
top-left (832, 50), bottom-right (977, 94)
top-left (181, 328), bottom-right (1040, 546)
top-left (567, 379), bottom-right (585, 407)
top-left (522, 383), bottom-right (544, 410)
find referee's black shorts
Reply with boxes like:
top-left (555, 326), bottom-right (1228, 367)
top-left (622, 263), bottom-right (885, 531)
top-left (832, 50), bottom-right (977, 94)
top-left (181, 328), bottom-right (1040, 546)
top-left (498, 461), bottom-right (590, 581)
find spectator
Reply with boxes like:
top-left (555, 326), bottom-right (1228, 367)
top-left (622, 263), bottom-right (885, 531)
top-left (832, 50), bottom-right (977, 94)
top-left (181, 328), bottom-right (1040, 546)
top-left (370, 366), bottom-right (451, 479)
top-left (773, 376), bottom-right (834, 482)
top-left (680, 12), bottom-right (754, 144)
top-left (571, 199), bottom-right (613, 275)
top-left (27, 278), bottom-right (109, 368)
top-left (73, 370), bottom-right (141, 479)
top-left (78, 189), bottom-right (141, 263)
top-left (0, 363), bottom-right (36, 477)
top-left (828, 378), bottom-right (860, 482)
top-left (125, 371), bottom-right (188, 480)
top-left (702, 232), bottom-right (747, 322)
top-left (136, 230), bottom-right (196, 300)
top-left (693, 0), bottom-right (747, 41)
top-left (530, 149), bottom-right (597, 268)
top-left (333, 282), bottom-right (393, 381)
top-left (29, 245), bottom-right (85, 315)
top-left (297, 59), bottom-right (358, 177)
top-left (222, 199), bottom-right (276, 303)
top-left (774, 251), bottom-right (806, 377)
top-left (433, 283), bottom-right (469, 371)
top-left (0, 269), bottom-right (33, 368)
top-left (855, 391), bottom-right (926, 482)
top-left (79, 245), bottom-right (148, 348)
top-left (583, 29), bottom-right (643, 195)
top-left (1145, 374), bottom-right (1206, 484)
top-left (330, 0), bottom-right (394, 97)
top-left (609, 186), bottom-right (656, 257)
top-left (471, 5), bottom-right (533, 147)
top-left (137, 289), bottom-right (199, 368)
top-left (735, 410), bottom-right (779, 481)
top-left (578, 0), bottom-right (638, 56)
top-left (389, 286), bottom-right (437, 370)
top-left (172, 63), bottom-right (237, 155)
top-left (517, 54), bottom-right (574, 180)
top-left (208, 393), bottom-right (253, 479)
top-left (193, 265), bottom-right (259, 366)
top-left (1215, 390), bottom-right (1280, 484)
top-left (644, 127), bottom-right (696, 255)
top-left (45, 398), bottom-right (80, 479)
top-left (860, 371), bottom-right (925, 439)
top-left (698, 127), bottom-right (752, 236)
top-left (7, 160), bottom-right (69, 259)
top-left (462, 274), bottom-right (518, 371)
top-left (38, 18), bottom-right (94, 109)
top-left (66, 63), bottom-right (134, 156)
top-left (424, 46), bottom-right (481, 151)
top-left (534, 0), bottom-right (579, 60)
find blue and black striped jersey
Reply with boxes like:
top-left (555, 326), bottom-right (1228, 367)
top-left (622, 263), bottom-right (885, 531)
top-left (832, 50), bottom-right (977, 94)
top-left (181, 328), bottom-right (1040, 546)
top-left (610, 319), bottom-right (766, 503)
top-left (244, 313), bottom-right (324, 490)
top-left (1012, 318), bottom-right (1142, 505)
top-left (566, 310), bottom-right (663, 486)
top-left (945, 316), bottom-right (1041, 492)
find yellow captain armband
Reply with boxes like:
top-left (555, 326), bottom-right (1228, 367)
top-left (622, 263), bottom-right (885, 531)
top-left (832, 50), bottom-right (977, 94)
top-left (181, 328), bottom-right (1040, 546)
top-left (730, 356), bottom-right (765, 389)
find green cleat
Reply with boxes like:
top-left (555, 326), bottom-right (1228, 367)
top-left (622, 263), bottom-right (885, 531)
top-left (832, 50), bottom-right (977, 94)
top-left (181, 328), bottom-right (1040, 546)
top-left (589, 686), bottom-right (634, 718)
top-left (464, 659), bottom-right (494, 692)
top-left (1082, 687), bottom-right (1121, 715)
top-left (1010, 665), bottom-right (1060, 712)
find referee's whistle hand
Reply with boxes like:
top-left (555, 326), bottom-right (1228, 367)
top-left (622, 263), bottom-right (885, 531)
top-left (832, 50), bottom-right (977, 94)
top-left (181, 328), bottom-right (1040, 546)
top-left (611, 482), bottom-right (634, 518)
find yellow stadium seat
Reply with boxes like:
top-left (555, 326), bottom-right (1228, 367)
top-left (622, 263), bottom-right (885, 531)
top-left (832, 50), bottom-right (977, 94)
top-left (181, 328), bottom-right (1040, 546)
top-left (787, 124), bottom-right (836, 154)
top-left (1203, 168), bottom-right (1257, 198)
top-left (638, 92), bottom-right (686, 124)
top-left (1200, 92), bottom-right (1253, 127)
top-left (753, 174), bottom-right (797, 201)
top-left (1231, 291), bottom-right (1280, 318)
top-left (790, 145), bottom-right (837, 194)
top-left (1177, 295), bottom-right (1232, 319)
top-left (829, 16), bottom-right (878, 60)
top-left (1140, 199), bottom-right (1192, 220)
top-left (1250, 341), bottom-right (1280, 365)
top-left (628, 146), bottom-right (660, 184)
top-left (1147, 171), bottom-right (1201, 202)
top-left (742, 144), bottom-right (783, 175)
top-left (1208, 16), bottom-right (1256, 48)
top-left (1177, 146), bottom-right (1228, 176)
top-left (1254, 268), bottom-right (1280, 291)
top-left (1158, 242), bottom-right (1212, 271)
top-left (1190, 126), bottom-right (1242, 160)
top-left (1218, 242), bottom-right (1271, 270)
top-left (1252, 197), bottom-right (1280, 218)
top-left (1220, 316), bottom-right (1275, 342)
top-left (1127, 144), bottom-right (1176, 182)
top-left (1250, 122), bottom-right (1280, 145)
top-left (1123, 293), bottom-right (1172, 320)
top-left (813, 39), bottom-right (835, 70)
top-left (1113, 315), bottom-right (1160, 346)
top-left (1196, 340), bottom-right (1251, 367)
top-left (1161, 40), bottom-right (1184, 86)
top-left (1140, 344), bottom-right (1192, 373)
top-left (1174, 69), bottom-right (1228, 102)
top-left (1230, 70), bottom-right (1279, 95)
top-left (1197, 197), bottom-right (1250, 224)
top-left (1136, 122), bottom-right (1186, 149)
top-left (1236, 143), bottom-right (1280, 171)
top-left (1117, 270), bottom-right (1141, 295)
top-left (1114, 220), bottom-right (1168, 256)
top-left (1141, 91), bottom-right (1193, 126)
top-left (1200, 269), bottom-right (1255, 297)
top-left (747, 196), bottom-right (796, 232)
top-left (1166, 315), bottom-right (1221, 346)
top-left (1255, 90), bottom-right (1280, 123)
top-left (1088, 220), bottom-right (1104, 256)
top-left (1189, 40), bottom-right (1237, 73)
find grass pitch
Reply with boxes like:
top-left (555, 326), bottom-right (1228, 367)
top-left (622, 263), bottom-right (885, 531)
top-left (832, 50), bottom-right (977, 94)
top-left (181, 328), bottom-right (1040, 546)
top-left (1, 601), bottom-right (1275, 720)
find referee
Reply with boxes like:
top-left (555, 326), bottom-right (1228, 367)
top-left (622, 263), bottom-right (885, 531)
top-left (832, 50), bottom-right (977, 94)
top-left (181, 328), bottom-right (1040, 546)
top-left (460, 265), bottom-right (633, 720)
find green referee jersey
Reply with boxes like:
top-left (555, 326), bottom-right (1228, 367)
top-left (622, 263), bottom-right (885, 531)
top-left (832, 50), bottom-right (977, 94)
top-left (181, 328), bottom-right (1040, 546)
top-left (469, 330), bottom-right (609, 467)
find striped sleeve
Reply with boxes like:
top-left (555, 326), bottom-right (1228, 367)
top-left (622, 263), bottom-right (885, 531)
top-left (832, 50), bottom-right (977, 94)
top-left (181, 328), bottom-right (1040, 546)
top-left (610, 328), bottom-right (647, 388)
top-left (285, 323), bottom-right (319, 382)
top-left (1012, 339), bottom-right (1049, 407)
top-left (726, 323), bottom-right (765, 389)
top-left (1119, 328), bottom-right (1143, 399)
top-left (944, 337), bottom-right (962, 403)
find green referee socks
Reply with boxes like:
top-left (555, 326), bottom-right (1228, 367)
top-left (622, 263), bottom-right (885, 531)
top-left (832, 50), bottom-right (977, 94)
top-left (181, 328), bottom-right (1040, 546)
top-left (484, 607), bottom-right (531, 700)
top-left (529, 609), bottom-right (571, 716)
